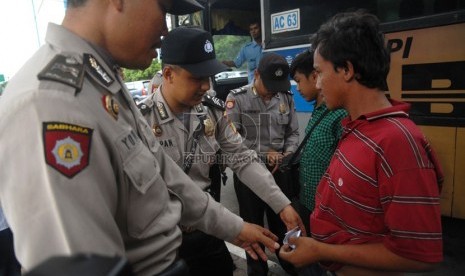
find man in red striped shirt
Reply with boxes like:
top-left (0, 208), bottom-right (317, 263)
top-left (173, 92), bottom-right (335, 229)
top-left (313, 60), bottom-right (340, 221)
top-left (280, 11), bottom-right (443, 275)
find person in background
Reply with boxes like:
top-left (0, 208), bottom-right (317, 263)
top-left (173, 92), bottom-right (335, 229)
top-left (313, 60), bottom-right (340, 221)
top-left (225, 52), bottom-right (300, 276)
top-left (0, 0), bottom-right (283, 275)
top-left (222, 19), bottom-right (263, 83)
top-left (289, 49), bottom-right (347, 235)
top-left (0, 207), bottom-right (21, 276)
top-left (149, 70), bottom-right (163, 94)
top-left (138, 26), bottom-right (304, 276)
top-left (280, 11), bottom-right (443, 275)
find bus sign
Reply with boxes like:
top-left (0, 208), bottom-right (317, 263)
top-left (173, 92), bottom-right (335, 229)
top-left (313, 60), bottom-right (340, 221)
top-left (271, 9), bottom-right (300, 34)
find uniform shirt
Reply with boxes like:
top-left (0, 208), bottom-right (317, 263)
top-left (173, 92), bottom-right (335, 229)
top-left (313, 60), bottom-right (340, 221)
top-left (225, 85), bottom-right (299, 158)
top-left (0, 23), bottom-right (243, 276)
top-left (311, 100), bottom-right (443, 270)
top-left (0, 208), bottom-right (8, 232)
top-left (299, 104), bottom-right (347, 212)
top-left (234, 41), bottom-right (262, 83)
top-left (139, 89), bottom-right (290, 213)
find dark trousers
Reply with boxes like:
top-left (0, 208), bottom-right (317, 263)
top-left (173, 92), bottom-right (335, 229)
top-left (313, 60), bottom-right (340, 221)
top-left (294, 201), bottom-right (311, 236)
top-left (234, 171), bottom-right (297, 276)
top-left (179, 230), bottom-right (235, 276)
top-left (0, 228), bottom-right (21, 276)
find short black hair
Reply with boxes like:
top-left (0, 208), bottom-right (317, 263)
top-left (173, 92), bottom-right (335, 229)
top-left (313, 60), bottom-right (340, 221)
top-left (311, 10), bottom-right (390, 90)
top-left (249, 18), bottom-right (261, 28)
top-left (290, 49), bottom-right (315, 79)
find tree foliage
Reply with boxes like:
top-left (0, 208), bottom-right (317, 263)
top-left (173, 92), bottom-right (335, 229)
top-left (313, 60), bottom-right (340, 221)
top-left (121, 35), bottom-right (249, 82)
top-left (122, 60), bottom-right (162, 81)
top-left (214, 35), bottom-right (250, 68)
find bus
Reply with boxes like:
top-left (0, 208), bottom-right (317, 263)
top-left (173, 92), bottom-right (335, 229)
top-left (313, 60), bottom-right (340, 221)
top-left (170, 0), bottom-right (465, 220)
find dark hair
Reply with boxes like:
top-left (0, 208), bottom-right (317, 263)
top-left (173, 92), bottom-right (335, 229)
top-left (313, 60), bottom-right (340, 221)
top-left (249, 19), bottom-right (261, 28)
top-left (310, 10), bottom-right (390, 90)
top-left (290, 49), bottom-right (315, 79)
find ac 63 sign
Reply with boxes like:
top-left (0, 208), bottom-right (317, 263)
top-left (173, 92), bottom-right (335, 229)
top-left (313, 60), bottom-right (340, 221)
top-left (271, 9), bottom-right (300, 34)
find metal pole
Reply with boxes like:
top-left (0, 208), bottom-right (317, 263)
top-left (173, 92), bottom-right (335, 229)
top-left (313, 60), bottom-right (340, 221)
top-left (31, 0), bottom-right (41, 48)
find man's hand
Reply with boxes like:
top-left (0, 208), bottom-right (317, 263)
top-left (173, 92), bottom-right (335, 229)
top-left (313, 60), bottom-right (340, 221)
top-left (279, 236), bottom-right (320, 267)
top-left (279, 205), bottom-right (307, 237)
top-left (232, 222), bottom-right (280, 261)
top-left (267, 150), bottom-right (284, 173)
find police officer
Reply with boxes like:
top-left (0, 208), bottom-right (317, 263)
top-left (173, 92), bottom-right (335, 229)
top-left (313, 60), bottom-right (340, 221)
top-left (138, 27), bottom-right (304, 276)
top-left (0, 1), bottom-right (283, 275)
top-left (225, 53), bottom-right (300, 275)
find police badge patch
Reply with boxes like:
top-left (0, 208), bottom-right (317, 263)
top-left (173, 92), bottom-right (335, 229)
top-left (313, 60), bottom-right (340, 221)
top-left (43, 122), bottom-right (93, 178)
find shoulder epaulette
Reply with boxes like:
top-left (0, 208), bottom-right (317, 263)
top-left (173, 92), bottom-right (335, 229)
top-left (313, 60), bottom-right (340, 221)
top-left (202, 95), bottom-right (225, 111)
top-left (37, 54), bottom-right (85, 91)
top-left (231, 85), bottom-right (248, 95)
top-left (137, 99), bottom-right (154, 116)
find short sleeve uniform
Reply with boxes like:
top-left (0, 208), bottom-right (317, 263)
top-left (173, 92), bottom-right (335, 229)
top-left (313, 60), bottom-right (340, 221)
top-left (0, 23), bottom-right (242, 276)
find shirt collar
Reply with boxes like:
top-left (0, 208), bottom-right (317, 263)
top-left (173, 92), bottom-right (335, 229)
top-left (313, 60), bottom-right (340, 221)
top-left (342, 99), bottom-right (410, 127)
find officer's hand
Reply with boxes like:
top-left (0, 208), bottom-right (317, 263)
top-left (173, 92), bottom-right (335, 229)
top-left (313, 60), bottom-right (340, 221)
top-left (267, 150), bottom-right (283, 167)
top-left (279, 205), bottom-right (307, 237)
top-left (233, 222), bottom-right (279, 261)
top-left (279, 236), bottom-right (321, 267)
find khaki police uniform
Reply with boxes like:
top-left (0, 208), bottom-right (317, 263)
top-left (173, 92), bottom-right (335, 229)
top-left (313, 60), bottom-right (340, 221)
top-left (138, 88), bottom-right (290, 212)
top-left (0, 23), bottom-right (243, 276)
top-left (225, 84), bottom-right (299, 155)
top-left (225, 83), bottom-right (299, 275)
top-left (138, 88), bottom-right (290, 276)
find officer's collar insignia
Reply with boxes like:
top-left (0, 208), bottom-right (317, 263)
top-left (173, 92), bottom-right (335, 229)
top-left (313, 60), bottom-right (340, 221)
top-left (195, 104), bottom-right (205, 113)
top-left (38, 54), bottom-right (85, 91)
top-left (204, 117), bottom-right (215, 137)
top-left (204, 40), bottom-right (214, 53)
top-left (279, 103), bottom-right (287, 114)
top-left (43, 122), bottom-right (93, 178)
top-left (156, 102), bottom-right (169, 120)
top-left (153, 124), bottom-right (163, 137)
top-left (102, 95), bottom-right (119, 120)
top-left (83, 53), bottom-right (114, 87)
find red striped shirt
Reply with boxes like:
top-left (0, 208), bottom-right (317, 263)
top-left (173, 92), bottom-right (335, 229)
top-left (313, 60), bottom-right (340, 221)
top-left (311, 100), bottom-right (443, 269)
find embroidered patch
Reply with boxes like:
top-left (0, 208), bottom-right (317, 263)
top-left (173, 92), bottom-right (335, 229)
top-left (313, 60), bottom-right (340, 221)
top-left (43, 122), bottom-right (93, 178)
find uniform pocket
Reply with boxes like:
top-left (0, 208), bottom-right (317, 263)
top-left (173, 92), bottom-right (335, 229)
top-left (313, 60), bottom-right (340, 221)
top-left (124, 144), bottom-right (170, 238)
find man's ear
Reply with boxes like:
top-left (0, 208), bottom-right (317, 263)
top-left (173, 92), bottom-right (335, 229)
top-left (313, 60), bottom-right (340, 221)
top-left (163, 66), bottom-right (175, 83)
top-left (342, 61), bottom-right (355, 82)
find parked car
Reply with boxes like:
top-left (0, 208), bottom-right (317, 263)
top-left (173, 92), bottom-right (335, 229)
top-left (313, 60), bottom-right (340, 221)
top-left (125, 80), bottom-right (150, 100)
top-left (214, 71), bottom-right (247, 81)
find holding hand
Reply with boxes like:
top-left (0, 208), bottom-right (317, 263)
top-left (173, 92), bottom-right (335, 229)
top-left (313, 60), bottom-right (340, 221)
top-left (279, 236), bottom-right (320, 267)
top-left (279, 205), bottom-right (307, 237)
top-left (233, 222), bottom-right (280, 261)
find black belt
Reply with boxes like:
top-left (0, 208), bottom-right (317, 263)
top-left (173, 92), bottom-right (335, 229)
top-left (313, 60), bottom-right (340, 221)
top-left (157, 259), bottom-right (189, 276)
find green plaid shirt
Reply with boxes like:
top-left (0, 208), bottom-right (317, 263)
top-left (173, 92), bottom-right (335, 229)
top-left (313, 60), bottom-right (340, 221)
top-left (299, 104), bottom-right (347, 211)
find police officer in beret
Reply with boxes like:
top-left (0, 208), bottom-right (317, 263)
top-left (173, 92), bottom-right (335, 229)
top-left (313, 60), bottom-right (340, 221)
top-left (225, 52), bottom-right (300, 275)
top-left (0, 1), bottom-right (284, 275)
top-left (138, 27), bottom-right (305, 276)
